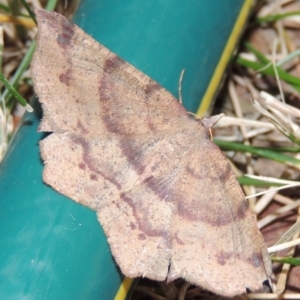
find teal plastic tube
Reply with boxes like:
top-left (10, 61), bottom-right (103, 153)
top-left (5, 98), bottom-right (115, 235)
top-left (0, 1), bottom-right (254, 299)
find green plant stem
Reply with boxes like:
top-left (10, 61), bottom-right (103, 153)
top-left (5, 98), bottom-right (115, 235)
top-left (215, 139), bottom-right (300, 166)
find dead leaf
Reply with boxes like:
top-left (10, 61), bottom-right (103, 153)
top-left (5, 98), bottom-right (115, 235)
top-left (31, 9), bottom-right (272, 297)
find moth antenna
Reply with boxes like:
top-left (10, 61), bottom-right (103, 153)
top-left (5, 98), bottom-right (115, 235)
top-left (188, 111), bottom-right (200, 119)
top-left (178, 69), bottom-right (185, 104)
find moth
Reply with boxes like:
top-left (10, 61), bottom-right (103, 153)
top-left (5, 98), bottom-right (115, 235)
top-left (31, 9), bottom-right (272, 297)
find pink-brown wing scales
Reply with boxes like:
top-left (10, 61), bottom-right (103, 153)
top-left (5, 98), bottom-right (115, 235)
top-left (31, 10), bottom-right (272, 297)
top-left (32, 10), bottom-right (186, 138)
top-left (38, 129), bottom-right (192, 280)
top-left (31, 9), bottom-right (190, 281)
top-left (165, 133), bottom-right (272, 296)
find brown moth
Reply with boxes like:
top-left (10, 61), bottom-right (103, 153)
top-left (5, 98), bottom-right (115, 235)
top-left (31, 9), bottom-right (272, 297)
